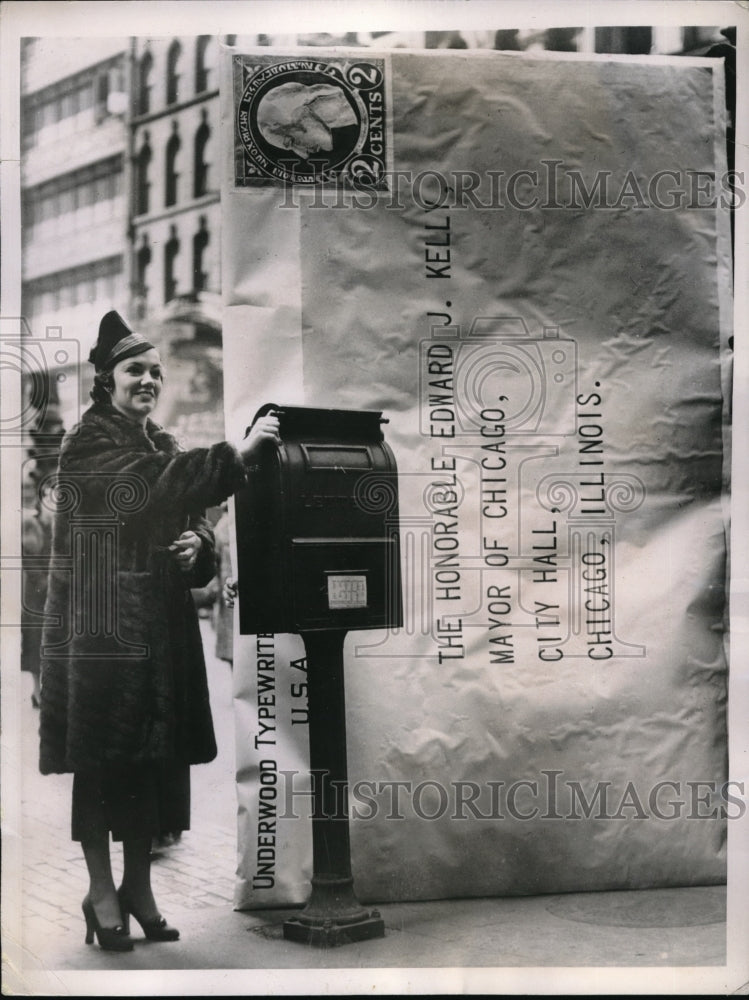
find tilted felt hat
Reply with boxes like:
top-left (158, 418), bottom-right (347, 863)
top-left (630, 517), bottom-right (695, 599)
top-left (88, 310), bottom-right (155, 371)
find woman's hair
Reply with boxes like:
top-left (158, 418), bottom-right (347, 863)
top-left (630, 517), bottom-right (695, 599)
top-left (90, 370), bottom-right (115, 404)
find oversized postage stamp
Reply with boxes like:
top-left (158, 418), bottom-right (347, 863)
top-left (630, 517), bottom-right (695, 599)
top-left (233, 53), bottom-right (388, 189)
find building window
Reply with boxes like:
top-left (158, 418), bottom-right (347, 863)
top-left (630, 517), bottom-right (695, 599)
top-left (192, 217), bottom-right (209, 293)
top-left (136, 236), bottom-right (152, 319)
top-left (164, 225), bottom-right (180, 302)
top-left (195, 35), bottom-right (213, 92)
top-left (58, 187), bottom-right (74, 217)
top-left (193, 112), bottom-right (211, 197)
top-left (95, 70), bottom-right (110, 122)
top-left (166, 40), bottom-right (182, 105)
top-left (595, 26), bottom-right (652, 54)
top-left (23, 256), bottom-right (123, 323)
top-left (544, 28), bottom-right (581, 51)
top-left (24, 156), bottom-right (123, 237)
top-left (137, 50), bottom-right (153, 115)
top-left (135, 134), bottom-right (152, 215)
top-left (165, 125), bottom-right (181, 207)
top-left (22, 76), bottom-right (94, 148)
top-left (61, 89), bottom-right (78, 119)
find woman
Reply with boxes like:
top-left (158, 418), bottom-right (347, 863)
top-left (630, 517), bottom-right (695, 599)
top-left (21, 466), bottom-right (53, 708)
top-left (39, 310), bottom-right (279, 951)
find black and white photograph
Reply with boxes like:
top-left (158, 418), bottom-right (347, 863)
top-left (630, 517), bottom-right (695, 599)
top-left (1, 1), bottom-right (747, 995)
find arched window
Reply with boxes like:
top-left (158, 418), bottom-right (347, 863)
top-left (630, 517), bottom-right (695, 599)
top-left (164, 225), bottom-right (180, 302)
top-left (192, 216), bottom-right (209, 293)
top-left (544, 28), bottom-right (580, 51)
top-left (195, 35), bottom-right (213, 92)
top-left (166, 40), bottom-right (182, 105)
top-left (135, 236), bottom-right (152, 319)
top-left (136, 50), bottom-right (153, 115)
top-left (193, 112), bottom-right (211, 198)
top-left (135, 134), bottom-right (151, 215)
top-left (165, 124), bottom-right (181, 207)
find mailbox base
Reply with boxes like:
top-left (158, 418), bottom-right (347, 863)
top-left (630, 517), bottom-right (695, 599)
top-left (283, 914), bottom-right (384, 948)
top-left (283, 630), bottom-right (386, 948)
top-left (282, 875), bottom-right (384, 947)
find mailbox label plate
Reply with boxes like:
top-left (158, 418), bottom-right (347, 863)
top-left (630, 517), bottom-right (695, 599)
top-left (327, 574), bottom-right (368, 609)
top-left (291, 538), bottom-right (401, 631)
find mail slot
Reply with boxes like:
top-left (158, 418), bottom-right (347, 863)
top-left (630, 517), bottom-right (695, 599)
top-left (235, 404), bottom-right (402, 635)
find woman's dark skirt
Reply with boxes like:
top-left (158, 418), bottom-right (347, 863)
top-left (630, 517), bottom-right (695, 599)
top-left (72, 760), bottom-right (190, 842)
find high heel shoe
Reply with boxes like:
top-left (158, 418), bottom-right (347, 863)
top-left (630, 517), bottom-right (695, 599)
top-left (82, 896), bottom-right (134, 951)
top-left (117, 887), bottom-right (180, 941)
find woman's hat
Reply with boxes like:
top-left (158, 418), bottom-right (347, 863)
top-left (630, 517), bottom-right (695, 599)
top-left (88, 310), bottom-right (155, 371)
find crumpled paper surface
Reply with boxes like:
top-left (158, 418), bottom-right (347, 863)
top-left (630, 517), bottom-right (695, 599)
top-left (221, 48), bottom-right (732, 907)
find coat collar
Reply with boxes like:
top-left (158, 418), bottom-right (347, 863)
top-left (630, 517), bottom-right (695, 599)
top-left (81, 402), bottom-right (182, 456)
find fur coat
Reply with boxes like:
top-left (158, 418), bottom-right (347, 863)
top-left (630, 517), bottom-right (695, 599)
top-left (39, 402), bottom-right (246, 775)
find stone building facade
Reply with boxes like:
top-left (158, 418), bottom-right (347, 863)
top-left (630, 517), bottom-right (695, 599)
top-left (21, 37), bottom-right (129, 348)
top-left (19, 25), bottom-right (730, 442)
top-left (129, 35), bottom-right (228, 322)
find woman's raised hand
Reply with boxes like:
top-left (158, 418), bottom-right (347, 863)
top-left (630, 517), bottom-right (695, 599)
top-left (239, 413), bottom-right (281, 462)
top-left (169, 530), bottom-right (203, 573)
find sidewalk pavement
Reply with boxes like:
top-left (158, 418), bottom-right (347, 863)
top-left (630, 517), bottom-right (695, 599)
top-left (8, 621), bottom-right (745, 995)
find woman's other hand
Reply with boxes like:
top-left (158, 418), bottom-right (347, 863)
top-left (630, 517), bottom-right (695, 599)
top-left (169, 530), bottom-right (203, 573)
top-left (239, 414), bottom-right (281, 462)
top-left (223, 577), bottom-right (238, 608)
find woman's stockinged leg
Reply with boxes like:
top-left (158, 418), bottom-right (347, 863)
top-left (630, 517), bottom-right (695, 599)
top-left (80, 832), bottom-right (122, 927)
top-left (119, 837), bottom-right (180, 941)
top-left (121, 838), bottom-right (160, 922)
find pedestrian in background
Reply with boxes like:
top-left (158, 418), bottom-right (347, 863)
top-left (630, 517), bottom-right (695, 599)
top-left (21, 466), bottom-right (53, 708)
top-left (22, 414), bottom-right (65, 709)
top-left (39, 310), bottom-right (279, 952)
top-left (212, 504), bottom-right (235, 667)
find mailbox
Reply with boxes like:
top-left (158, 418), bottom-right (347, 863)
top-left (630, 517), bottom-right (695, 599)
top-left (234, 403), bottom-right (401, 946)
top-left (235, 404), bottom-right (402, 636)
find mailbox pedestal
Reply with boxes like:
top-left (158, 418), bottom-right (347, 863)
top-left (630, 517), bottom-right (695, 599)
top-left (282, 630), bottom-right (384, 946)
top-left (235, 404), bottom-right (401, 947)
